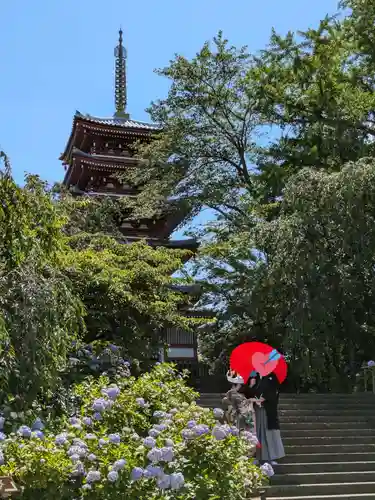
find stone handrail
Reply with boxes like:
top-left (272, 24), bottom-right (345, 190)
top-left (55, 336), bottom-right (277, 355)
top-left (361, 363), bottom-right (375, 393)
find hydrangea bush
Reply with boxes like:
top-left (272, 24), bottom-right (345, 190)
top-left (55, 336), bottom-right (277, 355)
top-left (0, 364), bottom-right (267, 499)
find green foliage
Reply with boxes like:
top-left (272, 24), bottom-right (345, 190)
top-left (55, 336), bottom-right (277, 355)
top-left (0, 364), bottom-right (266, 499)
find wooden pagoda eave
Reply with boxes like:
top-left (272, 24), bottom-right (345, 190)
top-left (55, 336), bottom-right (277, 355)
top-left (60, 114), bottom-right (158, 163)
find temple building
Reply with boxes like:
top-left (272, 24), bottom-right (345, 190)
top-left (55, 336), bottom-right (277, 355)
top-left (60, 29), bottom-right (209, 367)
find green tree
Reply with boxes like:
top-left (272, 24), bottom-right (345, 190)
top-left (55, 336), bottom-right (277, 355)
top-left (0, 154), bottom-right (83, 409)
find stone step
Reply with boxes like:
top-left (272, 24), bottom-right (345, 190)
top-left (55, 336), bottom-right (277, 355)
top-left (277, 462), bottom-right (375, 475)
top-left (281, 422), bottom-right (374, 430)
top-left (279, 410), bottom-right (374, 416)
top-left (284, 452), bottom-right (375, 464)
top-left (283, 436), bottom-right (375, 446)
top-left (285, 444), bottom-right (375, 454)
top-left (278, 404), bottom-right (375, 410)
top-left (269, 494), bottom-right (375, 500)
top-left (265, 481), bottom-right (375, 497)
top-left (272, 470), bottom-right (375, 486)
top-left (280, 415), bottom-right (375, 422)
top-left (282, 429), bottom-right (375, 437)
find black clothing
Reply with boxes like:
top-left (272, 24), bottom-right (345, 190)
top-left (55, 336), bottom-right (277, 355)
top-left (239, 374), bottom-right (280, 430)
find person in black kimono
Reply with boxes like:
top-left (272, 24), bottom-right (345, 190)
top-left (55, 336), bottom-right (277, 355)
top-left (239, 372), bottom-right (285, 465)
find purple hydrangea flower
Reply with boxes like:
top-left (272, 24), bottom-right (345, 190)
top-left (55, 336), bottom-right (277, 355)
top-left (70, 453), bottom-right (80, 462)
top-left (93, 412), bottom-right (102, 421)
top-left (69, 417), bottom-right (80, 425)
top-left (368, 360), bottom-right (375, 367)
top-left (108, 344), bottom-right (119, 352)
top-left (87, 453), bottom-right (97, 461)
top-left (186, 420), bottom-right (196, 429)
top-left (82, 484), bottom-right (92, 490)
top-left (85, 433), bottom-right (96, 441)
top-left (131, 467), bottom-right (144, 481)
top-left (0, 433), bottom-right (5, 441)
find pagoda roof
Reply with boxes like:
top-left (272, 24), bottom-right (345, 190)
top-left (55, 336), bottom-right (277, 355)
top-left (60, 111), bottom-right (159, 162)
top-left (79, 113), bottom-right (159, 131)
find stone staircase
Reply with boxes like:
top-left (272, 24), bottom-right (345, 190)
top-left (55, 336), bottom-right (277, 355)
top-left (198, 393), bottom-right (375, 500)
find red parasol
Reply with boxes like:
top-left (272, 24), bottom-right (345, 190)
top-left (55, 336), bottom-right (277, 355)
top-left (230, 341), bottom-right (287, 384)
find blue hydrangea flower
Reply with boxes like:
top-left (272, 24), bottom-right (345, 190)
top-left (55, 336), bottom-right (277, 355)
top-left (108, 433), bottom-right (121, 444)
top-left (212, 425), bottom-right (228, 440)
top-left (102, 385), bottom-right (120, 400)
top-left (170, 472), bottom-right (185, 490)
top-left (136, 397), bottom-right (146, 408)
top-left (112, 459), bottom-right (126, 471)
top-left (157, 474), bottom-right (171, 490)
top-left (260, 463), bottom-right (275, 477)
top-left (82, 484), bottom-right (92, 490)
top-left (148, 428), bottom-right (160, 438)
top-left (69, 417), bottom-right (81, 425)
top-left (144, 465), bottom-right (164, 478)
top-left (193, 424), bottom-right (210, 436)
top-left (186, 420), bottom-right (196, 429)
top-left (86, 470), bottom-right (101, 483)
top-left (154, 424), bottom-right (167, 432)
top-left (17, 425), bottom-right (32, 438)
top-left (92, 398), bottom-right (108, 413)
top-left (71, 461), bottom-right (85, 476)
top-left (131, 467), bottom-right (143, 481)
top-left (87, 453), bottom-right (97, 461)
top-left (153, 411), bottom-right (166, 419)
top-left (143, 436), bottom-right (156, 448)
top-left (108, 344), bottom-right (119, 352)
top-left (160, 447), bottom-right (174, 462)
top-left (181, 429), bottom-right (194, 440)
top-left (107, 470), bottom-right (119, 482)
top-left (0, 432), bottom-right (6, 441)
top-left (55, 433), bottom-right (68, 446)
top-left (82, 417), bottom-right (92, 426)
top-left (32, 418), bottom-right (44, 431)
top-left (213, 408), bottom-right (224, 419)
top-left (93, 412), bottom-right (102, 421)
top-left (147, 447), bottom-right (163, 463)
top-left (31, 430), bottom-right (44, 440)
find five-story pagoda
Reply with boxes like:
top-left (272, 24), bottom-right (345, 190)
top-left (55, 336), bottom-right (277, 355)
top-left (60, 30), bottom-right (206, 366)
top-left (60, 29), bottom-right (198, 253)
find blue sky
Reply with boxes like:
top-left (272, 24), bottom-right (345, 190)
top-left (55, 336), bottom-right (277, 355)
top-left (1, 0), bottom-right (339, 235)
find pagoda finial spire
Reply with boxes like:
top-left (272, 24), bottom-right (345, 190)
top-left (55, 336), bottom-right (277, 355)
top-left (114, 28), bottom-right (129, 118)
